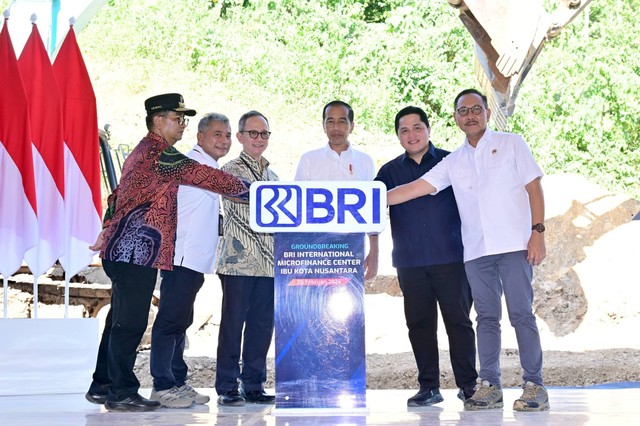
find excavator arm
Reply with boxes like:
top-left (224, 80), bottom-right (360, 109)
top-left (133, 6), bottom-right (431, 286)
top-left (448, 0), bottom-right (593, 129)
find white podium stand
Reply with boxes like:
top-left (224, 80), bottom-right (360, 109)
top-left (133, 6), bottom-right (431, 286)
top-left (0, 318), bottom-right (99, 396)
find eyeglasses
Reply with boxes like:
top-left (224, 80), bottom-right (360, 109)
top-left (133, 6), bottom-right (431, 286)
top-left (456, 105), bottom-right (485, 116)
top-left (165, 115), bottom-right (189, 126)
top-left (241, 130), bottom-right (271, 140)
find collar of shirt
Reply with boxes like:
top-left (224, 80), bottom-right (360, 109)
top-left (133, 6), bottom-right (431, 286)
top-left (464, 127), bottom-right (495, 151)
top-left (240, 150), bottom-right (270, 167)
top-left (146, 131), bottom-right (170, 150)
top-left (323, 142), bottom-right (353, 160)
top-left (239, 150), bottom-right (270, 181)
top-left (189, 145), bottom-right (219, 168)
top-left (401, 141), bottom-right (436, 165)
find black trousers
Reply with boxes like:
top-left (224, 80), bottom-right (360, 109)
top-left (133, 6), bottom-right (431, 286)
top-left (89, 259), bottom-right (158, 401)
top-left (397, 262), bottom-right (477, 394)
top-left (215, 274), bottom-right (274, 394)
top-left (150, 266), bottom-right (205, 391)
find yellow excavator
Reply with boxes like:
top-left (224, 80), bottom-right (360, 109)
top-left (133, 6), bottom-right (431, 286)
top-left (448, 0), bottom-right (593, 129)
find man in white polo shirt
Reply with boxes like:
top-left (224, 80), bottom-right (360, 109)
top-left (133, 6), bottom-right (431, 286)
top-left (294, 100), bottom-right (378, 279)
top-left (387, 89), bottom-right (548, 412)
top-left (149, 113), bottom-right (232, 408)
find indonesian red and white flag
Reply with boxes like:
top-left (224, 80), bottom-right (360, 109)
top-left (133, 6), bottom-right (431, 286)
top-left (53, 24), bottom-right (101, 278)
top-left (18, 21), bottom-right (65, 277)
top-left (0, 15), bottom-right (38, 277)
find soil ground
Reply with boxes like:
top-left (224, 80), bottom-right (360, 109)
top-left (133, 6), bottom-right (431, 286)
top-left (132, 348), bottom-right (640, 390)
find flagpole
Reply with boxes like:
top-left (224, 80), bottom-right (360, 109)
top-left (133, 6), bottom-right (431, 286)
top-left (32, 275), bottom-right (38, 318)
top-left (64, 276), bottom-right (69, 318)
top-left (49, 0), bottom-right (61, 56)
top-left (3, 276), bottom-right (7, 318)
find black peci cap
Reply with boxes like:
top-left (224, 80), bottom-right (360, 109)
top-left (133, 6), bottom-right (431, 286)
top-left (144, 93), bottom-right (196, 116)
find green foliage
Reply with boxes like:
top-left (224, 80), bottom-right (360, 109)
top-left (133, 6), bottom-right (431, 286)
top-left (321, 0), bottom-right (405, 23)
top-left (81, 0), bottom-right (640, 199)
top-left (510, 0), bottom-right (640, 198)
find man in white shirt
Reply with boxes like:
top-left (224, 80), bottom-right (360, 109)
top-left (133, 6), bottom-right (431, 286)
top-left (149, 113), bottom-right (232, 408)
top-left (294, 100), bottom-right (378, 279)
top-left (387, 89), bottom-right (548, 412)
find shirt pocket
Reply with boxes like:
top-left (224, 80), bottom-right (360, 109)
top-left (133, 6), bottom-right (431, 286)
top-left (485, 152), bottom-right (511, 169)
top-left (484, 153), bottom-right (518, 184)
top-left (450, 170), bottom-right (475, 193)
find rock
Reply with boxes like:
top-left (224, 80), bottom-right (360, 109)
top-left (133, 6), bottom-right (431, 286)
top-left (533, 173), bottom-right (640, 336)
top-left (365, 274), bottom-right (401, 296)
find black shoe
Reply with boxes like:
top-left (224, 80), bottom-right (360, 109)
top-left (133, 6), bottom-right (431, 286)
top-left (407, 388), bottom-right (444, 407)
top-left (85, 383), bottom-right (110, 405)
top-left (242, 389), bottom-right (275, 404)
top-left (217, 390), bottom-right (246, 406)
top-left (85, 391), bottom-right (108, 405)
top-left (457, 388), bottom-right (474, 402)
top-left (104, 393), bottom-right (162, 412)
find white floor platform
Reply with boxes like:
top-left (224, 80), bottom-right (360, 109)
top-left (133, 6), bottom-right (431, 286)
top-left (1, 387), bottom-right (639, 425)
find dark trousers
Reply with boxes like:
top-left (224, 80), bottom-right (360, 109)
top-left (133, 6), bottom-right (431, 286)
top-left (150, 266), bottom-right (205, 391)
top-left (215, 274), bottom-right (274, 394)
top-left (88, 259), bottom-right (157, 401)
top-left (397, 263), bottom-right (478, 395)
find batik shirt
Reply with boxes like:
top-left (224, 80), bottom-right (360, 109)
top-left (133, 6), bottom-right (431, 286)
top-left (100, 131), bottom-right (248, 271)
top-left (216, 151), bottom-right (279, 277)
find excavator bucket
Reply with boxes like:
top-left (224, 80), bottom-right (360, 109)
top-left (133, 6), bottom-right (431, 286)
top-left (448, 0), bottom-right (592, 129)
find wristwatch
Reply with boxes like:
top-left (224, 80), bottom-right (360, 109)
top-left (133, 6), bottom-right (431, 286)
top-left (531, 223), bottom-right (545, 233)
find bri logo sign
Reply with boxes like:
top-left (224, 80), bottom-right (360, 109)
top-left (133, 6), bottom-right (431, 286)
top-left (250, 181), bottom-right (387, 233)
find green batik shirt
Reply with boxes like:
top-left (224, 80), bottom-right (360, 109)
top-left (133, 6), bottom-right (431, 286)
top-left (216, 151), bottom-right (279, 277)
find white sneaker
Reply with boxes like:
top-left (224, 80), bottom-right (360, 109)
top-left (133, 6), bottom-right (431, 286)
top-left (177, 384), bottom-right (210, 405)
top-left (149, 386), bottom-right (195, 408)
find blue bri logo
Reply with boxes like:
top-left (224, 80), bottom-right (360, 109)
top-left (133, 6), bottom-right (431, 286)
top-left (250, 181), bottom-right (387, 233)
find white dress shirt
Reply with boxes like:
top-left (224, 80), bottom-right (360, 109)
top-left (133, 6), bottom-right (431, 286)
top-left (294, 143), bottom-right (375, 181)
top-left (173, 145), bottom-right (221, 274)
top-left (422, 128), bottom-right (543, 262)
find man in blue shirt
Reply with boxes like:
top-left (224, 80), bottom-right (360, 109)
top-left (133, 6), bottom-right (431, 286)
top-left (375, 106), bottom-right (477, 406)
